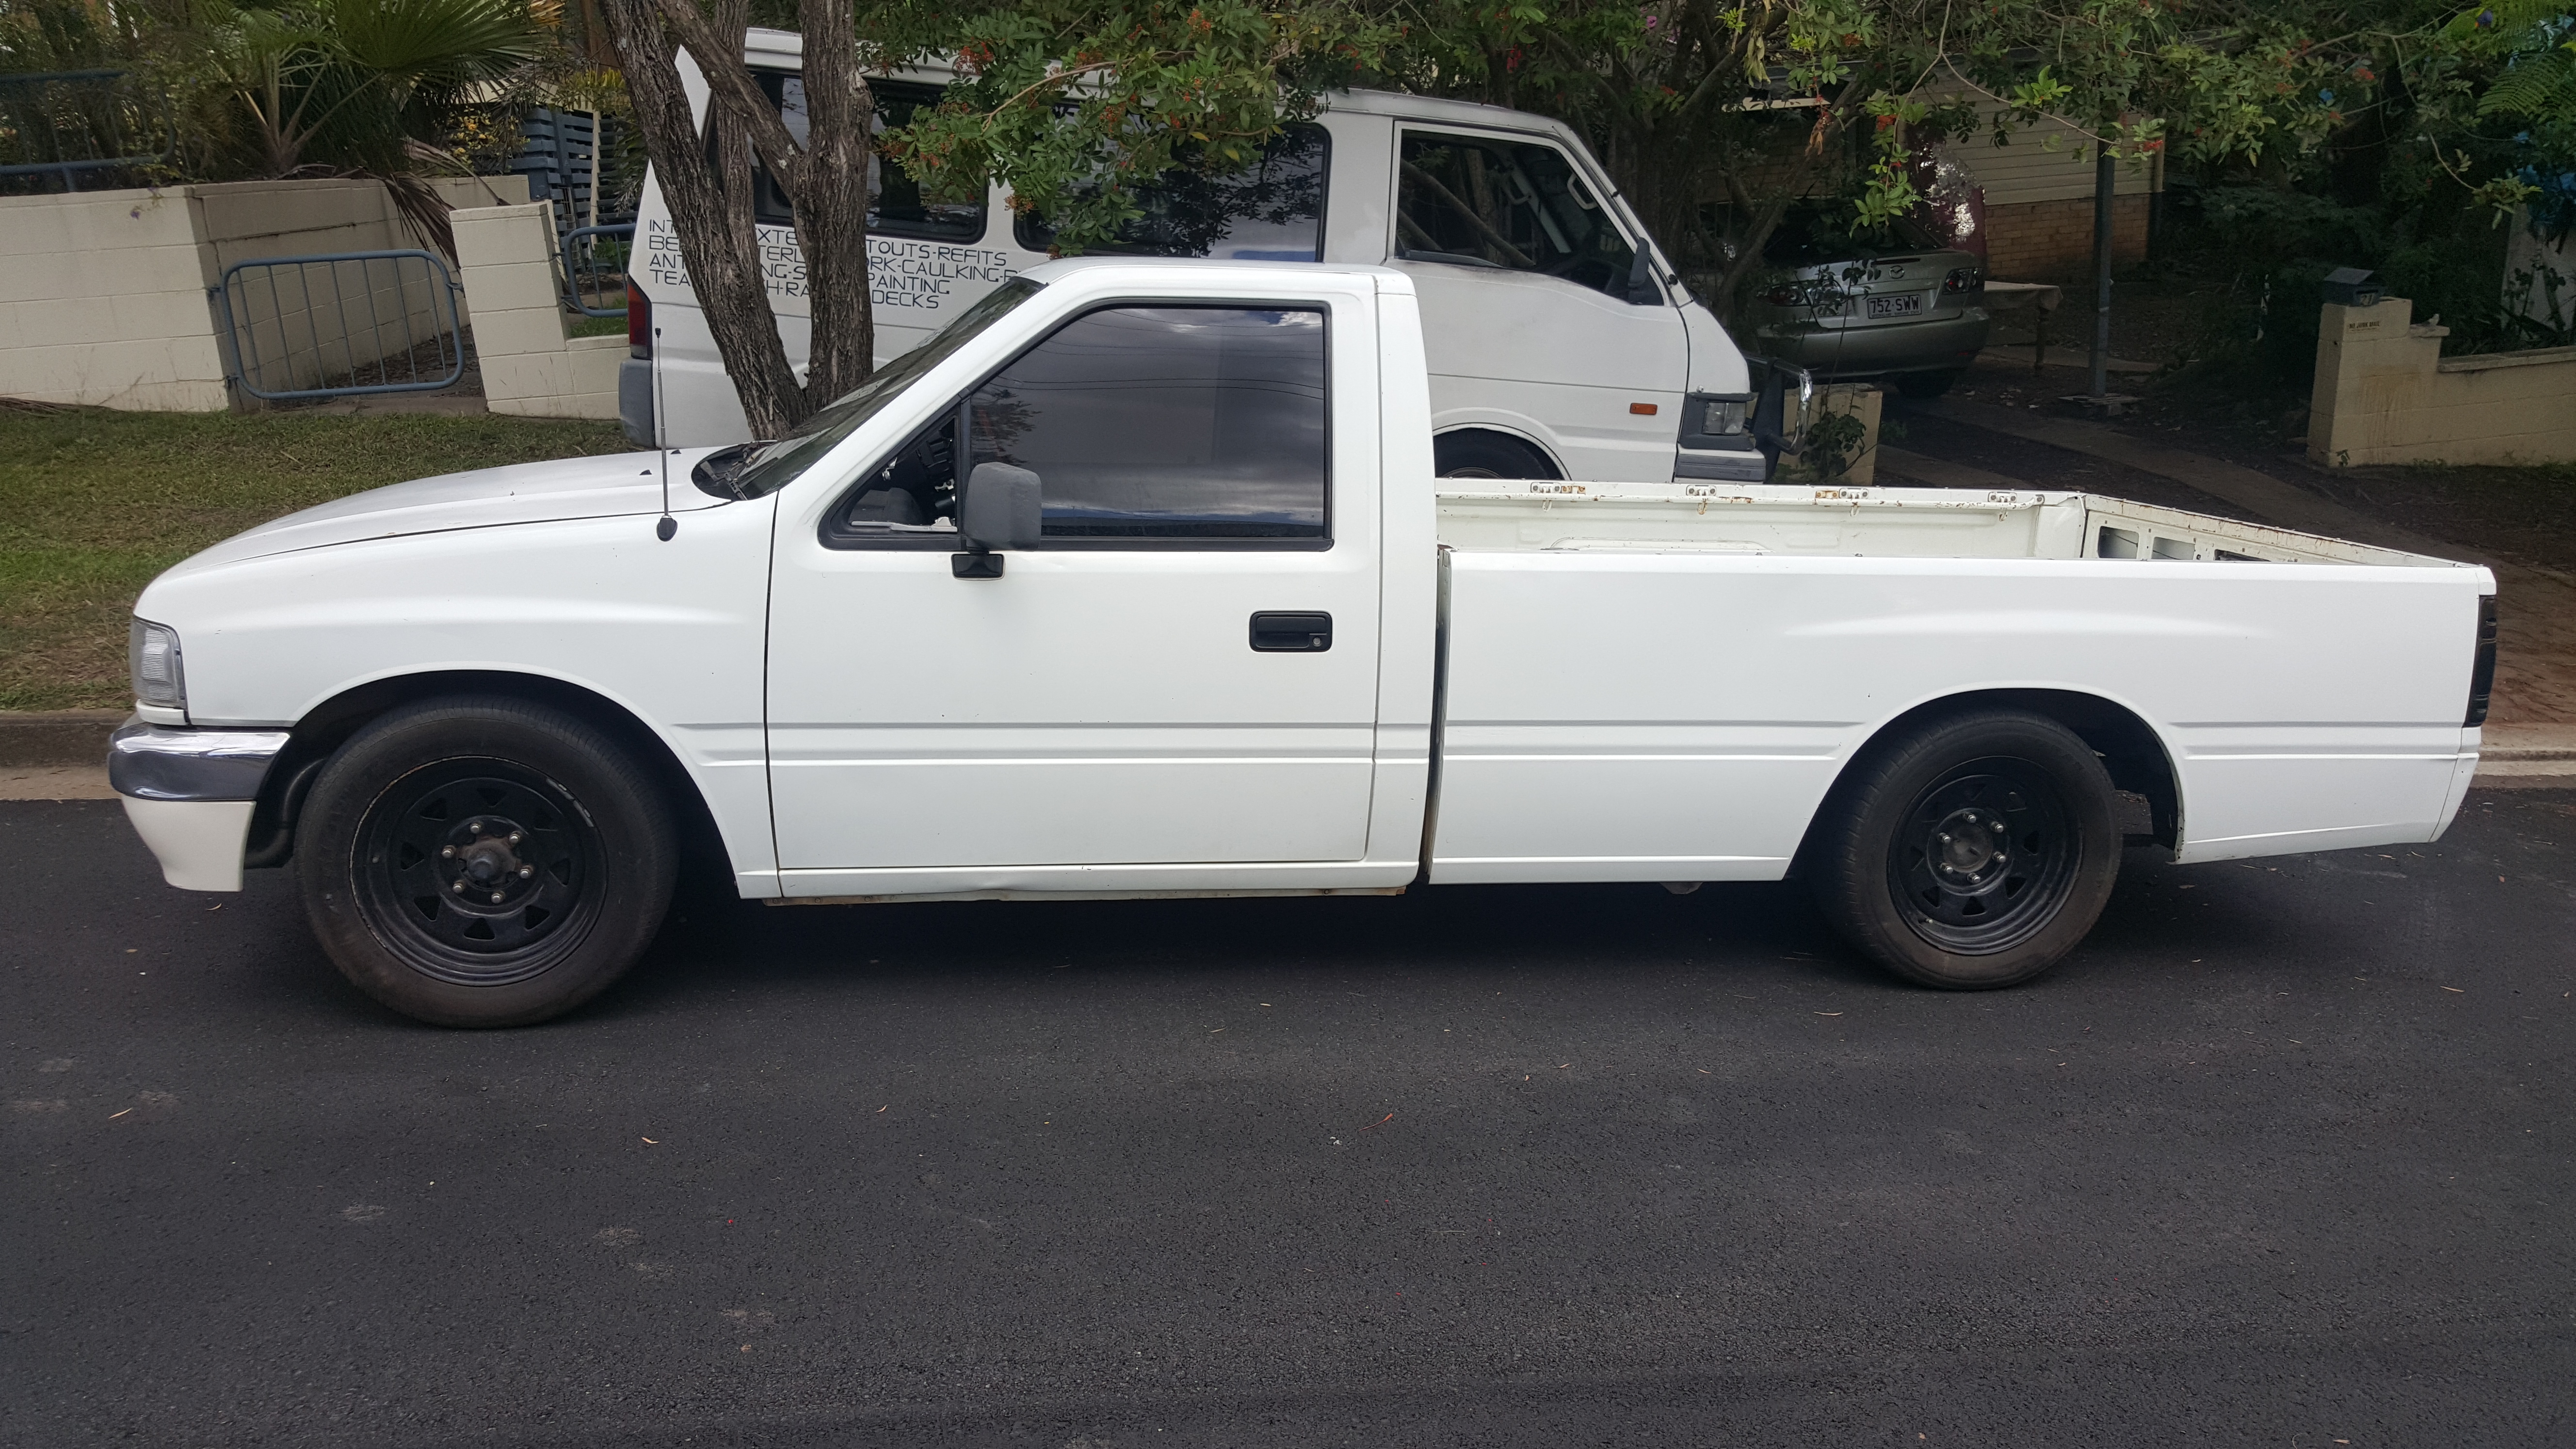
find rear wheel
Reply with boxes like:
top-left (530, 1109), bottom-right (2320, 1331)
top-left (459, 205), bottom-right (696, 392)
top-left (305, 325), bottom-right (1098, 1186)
top-left (295, 697), bottom-right (676, 1027)
top-left (1434, 430), bottom-right (1561, 480)
top-left (1893, 370), bottom-right (1960, 399)
top-left (1807, 710), bottom-right (2119, 989)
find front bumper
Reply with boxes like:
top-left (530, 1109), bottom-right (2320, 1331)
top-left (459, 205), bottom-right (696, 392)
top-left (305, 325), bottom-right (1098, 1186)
top-left (109, 717), bottom-right (289, 892)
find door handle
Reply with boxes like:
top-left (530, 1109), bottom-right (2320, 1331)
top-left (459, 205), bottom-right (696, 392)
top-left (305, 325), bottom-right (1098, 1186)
top-left (1249, 612), bottom-right (1332, 652)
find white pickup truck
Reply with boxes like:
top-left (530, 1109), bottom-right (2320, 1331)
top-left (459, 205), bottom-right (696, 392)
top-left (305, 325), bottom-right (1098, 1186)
top-left (114, 260), bottom-right (2496, 1027)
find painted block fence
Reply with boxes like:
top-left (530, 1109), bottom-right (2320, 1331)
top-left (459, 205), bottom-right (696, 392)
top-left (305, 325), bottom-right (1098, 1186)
top-left (2310, 297), bottom-right (2576, 467)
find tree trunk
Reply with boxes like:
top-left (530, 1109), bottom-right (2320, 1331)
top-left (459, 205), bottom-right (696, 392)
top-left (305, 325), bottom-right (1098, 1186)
top-left (791, 0), bottom-right (874, 405)
top-left (646, 0), bottom-right (879, 420)
top-left (601, 0), bottom-right (804, 439)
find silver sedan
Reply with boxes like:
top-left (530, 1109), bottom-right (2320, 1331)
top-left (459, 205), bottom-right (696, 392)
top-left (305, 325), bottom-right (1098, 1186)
top-left (1743, 206), bottom-right (1990, 398)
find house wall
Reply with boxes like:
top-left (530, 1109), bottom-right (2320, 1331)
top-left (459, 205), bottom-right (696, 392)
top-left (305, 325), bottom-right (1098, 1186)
top-left (2504, 211), bottom-right (2572, 334)
top-left (2310, 296), bottom-right (2576, 467)
top-left (1930, 96), bottom-right (2161, 281)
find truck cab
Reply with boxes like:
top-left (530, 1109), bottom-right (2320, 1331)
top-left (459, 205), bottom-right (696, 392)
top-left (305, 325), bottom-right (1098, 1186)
top-left (628, 30), bottom-right (1762, 483)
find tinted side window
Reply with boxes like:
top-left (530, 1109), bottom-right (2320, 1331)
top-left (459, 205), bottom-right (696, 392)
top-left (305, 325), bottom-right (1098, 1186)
top-left (965, 306), bottom-right (1326, 541)
top-left (1397, 131), bottom-right (1635, 297)
top-left (1014, 125), bottom-right (1328, 261)
top-left (750, 74), bottom-right (984, 242)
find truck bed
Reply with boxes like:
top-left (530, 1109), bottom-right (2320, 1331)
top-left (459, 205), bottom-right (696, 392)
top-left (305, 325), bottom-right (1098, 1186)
top-left (1423, 479), bottom-right (2488, 885)
top-left (1434, 481), bottom-right (2468, 569)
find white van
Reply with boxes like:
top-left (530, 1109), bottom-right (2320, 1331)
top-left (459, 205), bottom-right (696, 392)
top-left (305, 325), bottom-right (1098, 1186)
top-left (626, 29), bottom-right (1768, 482)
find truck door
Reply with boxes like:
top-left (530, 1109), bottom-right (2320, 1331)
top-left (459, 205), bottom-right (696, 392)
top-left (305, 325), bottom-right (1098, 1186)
top-left (1388, 129), bottom-right (1689, 482)
top-left (764, 300), bottom-right (1386, 883)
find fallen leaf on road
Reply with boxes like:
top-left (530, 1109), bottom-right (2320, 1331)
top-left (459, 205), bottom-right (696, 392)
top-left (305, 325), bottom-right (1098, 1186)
top-left (108, 1108), bottom-right (131, 1119)
top-left (2441, 986), bottom-right (2464, 993)
top-left (641, 1137), bottom-right (660, 1144)
top-left (1815, 1012), bottom-right (1843, 1017)
top-left (1360, 1113), bottom-right (1395, 1132)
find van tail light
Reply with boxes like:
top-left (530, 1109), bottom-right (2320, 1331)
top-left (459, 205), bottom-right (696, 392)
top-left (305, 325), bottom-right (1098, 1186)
top-left (2465, 594), bottom-right (2498, 726)
top-left (1765, 282), bottom-right (1811, 306)
top-left (628, 282), bottom-right (651, 357)
top-left (1943, 267), bottom-right (1983, 294)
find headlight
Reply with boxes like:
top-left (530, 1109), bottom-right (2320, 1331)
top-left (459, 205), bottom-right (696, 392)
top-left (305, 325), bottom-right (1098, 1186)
top-left (1702, 398), bottom-right (1747, 435)
top-left (129, 618), bottom-right (186, 711)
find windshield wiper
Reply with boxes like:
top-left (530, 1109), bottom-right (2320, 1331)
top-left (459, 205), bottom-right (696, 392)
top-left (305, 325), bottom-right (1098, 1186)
top-left (690, 443), bottom-right (757, 500)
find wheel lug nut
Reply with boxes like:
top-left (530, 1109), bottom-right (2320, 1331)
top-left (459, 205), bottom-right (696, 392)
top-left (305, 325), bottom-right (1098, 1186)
top-left (490, 891), bottom-right (504, 903)
top-left (1938, 832), bottom-right (1951, 843)
top-left (508, 832), bottom-right (521, 844)
top-left (1991, 821), bottom-right (2006, 834)
top-left (518, 864), bottom-right (534, 878)
top-left (441, 845), bottom-right (455, 858)
top-left (468, 820), bottom-right (483, 833)
top-left (451, 880), bottom-right (465, 893)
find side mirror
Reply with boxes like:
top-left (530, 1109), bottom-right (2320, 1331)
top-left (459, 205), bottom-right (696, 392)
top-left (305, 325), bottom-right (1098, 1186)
top-left (1747, 357), bottom-right (1814, 480)
top-left (954, 462), bottom-right (1042, 579)
top-left (1625, 247), bottom-right (1665, 307)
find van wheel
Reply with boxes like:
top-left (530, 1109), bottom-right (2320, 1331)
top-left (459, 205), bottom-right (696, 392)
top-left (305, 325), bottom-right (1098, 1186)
top-left (1807, 710), bottom-right (2119, 989)
top-left (294, 697), bottom-right (676, 1028)
top-left (1894, 370), bottom-right (1959, 399)
top-left (1435, 430), bottom-right (1561, 480)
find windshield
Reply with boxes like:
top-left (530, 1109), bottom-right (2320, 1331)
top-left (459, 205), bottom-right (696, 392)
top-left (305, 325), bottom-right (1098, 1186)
top-left (1762, 205), bottom-right (1943, 265)
top-left (722, 277), bottom-right (1045, 499)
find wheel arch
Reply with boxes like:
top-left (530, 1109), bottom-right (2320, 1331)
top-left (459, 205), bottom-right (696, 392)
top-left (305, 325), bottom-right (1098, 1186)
top-left (243, 669), bottom-right (735, 883)
top-left (1791, 687), bottom-right (2181, 875)
top-left (1431, 423), bottom-right (1567, 480)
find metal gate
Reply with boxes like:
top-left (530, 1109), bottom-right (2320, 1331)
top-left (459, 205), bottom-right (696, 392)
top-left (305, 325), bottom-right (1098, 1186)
top-left (212, 251), bottom-right (467, 402)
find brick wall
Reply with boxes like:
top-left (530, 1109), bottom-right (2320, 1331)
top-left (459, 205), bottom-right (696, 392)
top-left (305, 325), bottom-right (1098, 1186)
top-left (1981, 195), bottom-right (2149, 283)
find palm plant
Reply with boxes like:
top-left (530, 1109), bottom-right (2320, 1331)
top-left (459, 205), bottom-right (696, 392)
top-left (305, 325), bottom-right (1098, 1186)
top-left (201, 0), bottom-right (547, 178)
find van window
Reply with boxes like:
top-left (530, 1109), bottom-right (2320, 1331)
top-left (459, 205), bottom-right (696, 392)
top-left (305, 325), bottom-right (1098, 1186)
top-left (1012, 125), bottom-right (1327, 261)
top-left (965, 306), bottom-right (1327, 541)
top-left (1396, 131), bottom-right (1636, 298)
top-left (750, 74), bottom-right (984, 243)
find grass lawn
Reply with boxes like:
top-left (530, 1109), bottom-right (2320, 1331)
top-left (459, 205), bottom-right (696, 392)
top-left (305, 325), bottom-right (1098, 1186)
top-left (0, 406), bottom-right (630, 712)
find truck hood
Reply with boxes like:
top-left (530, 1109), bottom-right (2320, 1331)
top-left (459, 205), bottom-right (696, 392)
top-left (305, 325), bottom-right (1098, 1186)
top-left (165, 449), bottom-right (734, 576)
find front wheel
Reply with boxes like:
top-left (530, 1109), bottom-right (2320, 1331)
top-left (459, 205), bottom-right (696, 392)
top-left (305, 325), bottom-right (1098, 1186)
top-left (1806, 710), bottom-right (2120, 989)
top-left (295, 697), bottom-right (677, 1027)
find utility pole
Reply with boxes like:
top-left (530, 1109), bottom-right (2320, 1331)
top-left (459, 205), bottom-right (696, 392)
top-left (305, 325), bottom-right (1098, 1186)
top-left (2089, 141), bottom-right (2112, 401)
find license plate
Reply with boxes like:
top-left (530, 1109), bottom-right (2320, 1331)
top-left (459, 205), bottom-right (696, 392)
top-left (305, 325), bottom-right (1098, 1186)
top-left (1866, 293), bottom-right (1924, 319)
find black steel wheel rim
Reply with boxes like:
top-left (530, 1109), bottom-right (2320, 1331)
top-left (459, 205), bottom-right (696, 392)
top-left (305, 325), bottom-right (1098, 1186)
top-left (353, 758), bottom-right (603, 986)
top-left (1885, 757), bottom-right (2079, 955)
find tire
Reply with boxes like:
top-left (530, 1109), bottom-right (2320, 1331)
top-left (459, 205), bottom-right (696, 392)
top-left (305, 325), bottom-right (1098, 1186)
top-left (294, 696), bottom-right (677, 1027)
top-left (1435, 430), bottom-right (1561, 480)
top-left (1806, 709), bottom-right (2119, 990)
top-left (1893, 370), bottom-right (1959, 400)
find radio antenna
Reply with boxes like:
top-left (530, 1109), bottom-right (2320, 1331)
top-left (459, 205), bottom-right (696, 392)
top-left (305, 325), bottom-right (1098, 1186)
top-left (654, 325), bottom-right (676, 541)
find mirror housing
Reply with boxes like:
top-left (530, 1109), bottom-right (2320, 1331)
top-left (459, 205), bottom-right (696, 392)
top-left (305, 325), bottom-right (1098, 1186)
top-left (1747, 357), bottom-right (1814, 480)
top-left (954, 462), bottom-right (1043, 578)
top-left (1625, 247), bottom-right (1665, 306)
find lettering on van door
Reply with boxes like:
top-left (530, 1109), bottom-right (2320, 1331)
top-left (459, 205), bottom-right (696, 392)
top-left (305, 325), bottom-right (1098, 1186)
top-left (640, 218), bottom-right (1017, 317)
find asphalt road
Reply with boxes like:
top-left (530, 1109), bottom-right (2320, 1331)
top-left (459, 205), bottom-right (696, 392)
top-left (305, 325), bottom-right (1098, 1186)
top-left (7, 792), bottom-right (2575, 1448)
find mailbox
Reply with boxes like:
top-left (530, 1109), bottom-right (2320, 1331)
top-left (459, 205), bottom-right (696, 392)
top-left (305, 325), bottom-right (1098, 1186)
top-left (2322, 267), bottom-right (2383, 307)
